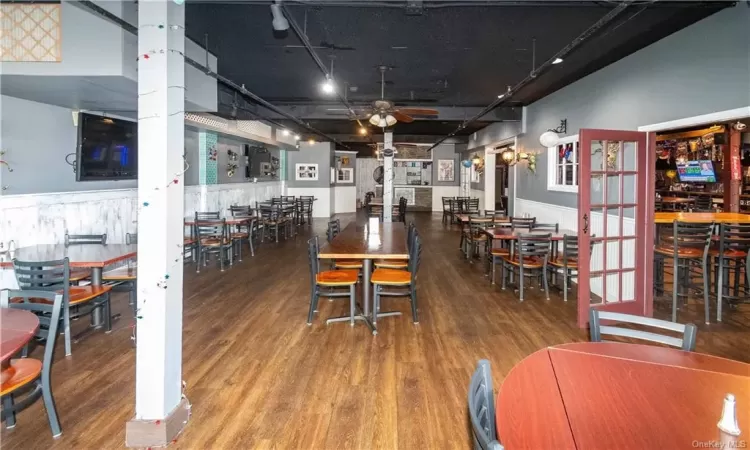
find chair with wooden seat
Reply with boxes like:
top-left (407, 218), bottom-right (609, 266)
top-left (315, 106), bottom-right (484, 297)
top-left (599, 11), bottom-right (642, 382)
top-left (375, 223), bottom-right (417, 270)
top-left (488, 241), bottom-right (510, 285)
top-left (653, 220), bottom-right (713, 323)
top-left (13, 257), bottom-right (112, 356)
top-left (326, 219), bottom-right (363, 270)
top-left (468, 359), bottom-right (504, 450)
top-left (0, 289), bottom-right (63, 437)
top-left (548, 234), bottom-right (579, 302)
top-left (195, 211), bottom-right (220, 220)
top-left (693, 195), bottom-right (714, 212)
top-left (299, 196), bottom-right (315, 226)
top-left (259, 205), bottom-right (288, 243)
top-left (195, 218), bottom-right (233, 272)
top-left (464, 216), bottom-right (490, 262)
top-left (306, 237), bottom-right (358, 326)
top-left (532, 222), bottom-right (559, 232)
top-left (510, 217), bottom-right (535, 231)
top-left (589, 309), bottom-right (697, 351)
top-left (711, 223), bottom-right (750, 322)
top-left (103, 233), bottom-right (138, 317)
top-left (442, 197), bottom-right (455, 224)
top-left (63, 233), bottom-right (107, 283)
top-left (372, 233), bottom-right (422, 326)
top-left (466, 198), bottom-right (480, 215)
top-left (500, 233), bottom-right (551, 302)
top-left (229, 215), bottom-right (255, 261)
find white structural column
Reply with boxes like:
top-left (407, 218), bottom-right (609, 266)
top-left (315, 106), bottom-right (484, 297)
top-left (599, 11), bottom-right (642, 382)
top-left (127, 0), bottom-right (188, 446)
top-left (484, 149), bottom-right (496, 210)
top-left (382, 131), bottom-right (394, 222)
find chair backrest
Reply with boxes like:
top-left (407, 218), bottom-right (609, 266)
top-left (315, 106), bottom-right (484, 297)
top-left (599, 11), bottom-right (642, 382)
top-left (408, 233), bottom-right (423, 283)
top-left (468, 216), bottom-right (492, 238)
top-left (1, 289), bottom-right (64, 388)
top-left (195, 211), bottom-right (220, 221)
top-left (468, 360), bottom-right (504, 450)
top-left (467, 198), bottom-right (480, 213)
top-left (64, 233), bottom-right (106, 245)
top-left (589, 309), bottom-right (697, 351)
top-left (484, 210), bottom-right (505, 219)
top-left (282, 195), bottom-right (295, 203)
top-left (13, 258), bottom-right (70, 294)
top-left (126, 233), bottom-right (138, 245)
top-left (693, 196), bottom-right (713, 211)
top-left (517, 233), bottom-right (551, 262)
top-left (230, 205), bottom-right (253, 217)
top-left (271, 197), bottom-right (282, 206)
top-left (532, 222), bottom-right (559, 232)
top-left (510, 217), bottom-right (535, 231)
top-left (561, 234), bottom-right (579, 262)
top-left (307, 237), bottom-right (321, 289)
top-left (716, 223), bottom-right (750, 255)
top-left (327, 219), bottom-right (341, 242)
top-left (196, 219), bottom-right (227, 240)
top-left (670, 221), bottom-right (713, 256)
top-left (407, 222), bottom-right (417, 251)
top-left (442, 197), bottom-right (453, 210)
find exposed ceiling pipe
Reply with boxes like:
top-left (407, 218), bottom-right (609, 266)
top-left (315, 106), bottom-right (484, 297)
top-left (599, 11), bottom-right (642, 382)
top-left (71, 0), bottom-right (348, 148)
top-left (427, 0), bottom-right (635, 151)
top-left (280, 4), bottom-right (371, 134)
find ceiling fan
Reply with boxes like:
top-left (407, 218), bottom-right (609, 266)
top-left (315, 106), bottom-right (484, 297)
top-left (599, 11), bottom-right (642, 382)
top-left (327, 66), bottom-right (439, 127)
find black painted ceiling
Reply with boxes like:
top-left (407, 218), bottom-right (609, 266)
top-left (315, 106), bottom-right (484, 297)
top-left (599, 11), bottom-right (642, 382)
top-left (185, 1), bottom-right (731, 147)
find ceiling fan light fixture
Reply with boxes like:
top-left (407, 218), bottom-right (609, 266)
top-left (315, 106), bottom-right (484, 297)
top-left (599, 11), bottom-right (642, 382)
top-left (270, 2), bottom-right (289, 31)
top-left (369, 114), bottom-right (381, 126)
top-left (378, 118), bottom-right (388, 128)
top-left (385, 114), bottom-right (397, 127)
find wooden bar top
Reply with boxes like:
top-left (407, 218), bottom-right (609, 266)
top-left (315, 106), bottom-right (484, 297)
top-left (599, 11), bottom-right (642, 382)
top-left (497, 342), bottom-right (750, 450)
top-left (319, 222), bottom-right (409, 259)
top-left (0, 244), bottom-right (137, 268)
top-left (654, 212), bottom-right (750, 223)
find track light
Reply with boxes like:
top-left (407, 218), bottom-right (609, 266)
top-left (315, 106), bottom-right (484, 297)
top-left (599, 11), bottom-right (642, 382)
top-left (294, 134), bottom-right (300, 140)
top-left (308, 138), bottom-right (316, 145)
top-left (359, 127), bottom-right (368, 135)
top-left (270, 1), bottom-right (289, 31)
top-left (282, 129), bottom-right (290, 136)
top-left (552, 58), bottom-right (563, 65)
top-left (321, 77), bottom-right (335, 94)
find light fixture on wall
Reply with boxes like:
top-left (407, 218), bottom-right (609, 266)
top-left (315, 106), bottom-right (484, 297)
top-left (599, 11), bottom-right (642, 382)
top-left (500, 147), bottom-right (536, 173)
top-left (308, 138), bottom-right (316, 145)
top-left (539, 119), bottom-right (567, 147)
top-left (270, 0), bottom-right (289, 31)
top-left (500, 148), bottom-right (516, 165)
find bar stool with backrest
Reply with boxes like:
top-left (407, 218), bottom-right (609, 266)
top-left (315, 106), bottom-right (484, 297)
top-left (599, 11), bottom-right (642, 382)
top-left (0, 290), bottom-right (64, 437)
top-left (589, 309), bottom-right (697, 351)
top-left (195, 218), bottom-right (233, 272)
top-left (501, 233), bottom-right (551, 301)
top-left (693, 196), bottom-right (713, 212)
top-left (12, 257), bottom-right (112, 356)
top-left (654, 220), bottom-right (713, 323)
top-left (63, 233), bottom-right (107, 283)
top-left (711, 223), bottom-right (750, 322)
top-left (467, 359), bottom-right (504, 450)
top-left (306, 237), bottom-right (359, 326)
top-left (371, 232), bottom-right (422, 329)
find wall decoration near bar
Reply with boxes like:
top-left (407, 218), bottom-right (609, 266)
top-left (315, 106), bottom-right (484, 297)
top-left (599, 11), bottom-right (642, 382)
top-left (437, 159), bottom-right (455, 182)
top-left (394, 187), bottom-right (416, 205)
top-left (295, 163), bottom-right (318, 181)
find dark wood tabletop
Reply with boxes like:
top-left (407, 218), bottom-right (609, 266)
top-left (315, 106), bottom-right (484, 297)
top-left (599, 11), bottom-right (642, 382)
top-left (0, 309), bottom-right (39, 364)
top-left (497, 342), bottom-right (750, 450)
top-left (319, 222), bottom-right (409, 259)
top-left (483, 227), bottom-right (577, 240)
top-left (0, 244), bottom-right (137, 268)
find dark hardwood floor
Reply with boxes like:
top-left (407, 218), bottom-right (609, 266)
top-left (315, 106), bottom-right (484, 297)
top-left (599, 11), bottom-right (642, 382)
top-left (2, 212), bottom-right (749, 449)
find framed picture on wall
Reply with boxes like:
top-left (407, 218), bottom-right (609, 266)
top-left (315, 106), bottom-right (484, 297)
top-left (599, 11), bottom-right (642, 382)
top-left (296, 163), bottom-right (318, 181)
top-left (337, 168), bottom-right (354, 183)
top-left (437, 159), bottom-right (454, 182)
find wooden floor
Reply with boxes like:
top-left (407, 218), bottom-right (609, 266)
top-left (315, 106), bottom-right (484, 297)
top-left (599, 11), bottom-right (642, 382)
top-left (3, 212), bottom-right (749, 449)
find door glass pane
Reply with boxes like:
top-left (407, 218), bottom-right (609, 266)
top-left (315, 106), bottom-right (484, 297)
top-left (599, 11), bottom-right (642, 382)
top-left (622, 270), bottom-right (635, 301)
top-left (623, 175), bottom-right (636, 204)
top-left (588, 207), bottom-right (605, 242)
top-left (605, 141), bottom-right (623, 172)
top-left (590, 176), bottom-right (603, 205)
top-left (605, 272), bottom-right (620, 304)
top-left (606, 175), bottom-right (620, 205)
top-left (605, 238), bottom-right (620, 270)
top-left (589, 273), bottom-right (604, 307)
top-left (623, 141), bottom-right (637, 171)
top-left (623, 206), bottom-right (636, 237)
top-left (622, 237), bottom-right (636, 269)
top-left (591, 140), bottom-right (604, 172)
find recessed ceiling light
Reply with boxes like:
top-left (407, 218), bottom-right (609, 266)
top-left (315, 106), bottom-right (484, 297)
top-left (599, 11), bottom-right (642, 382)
top-left (552, 58), bottom-right (563, 65)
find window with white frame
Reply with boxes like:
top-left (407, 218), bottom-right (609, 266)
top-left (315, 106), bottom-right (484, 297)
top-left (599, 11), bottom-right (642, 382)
top-left (547, 134), bottom-right (580, 193)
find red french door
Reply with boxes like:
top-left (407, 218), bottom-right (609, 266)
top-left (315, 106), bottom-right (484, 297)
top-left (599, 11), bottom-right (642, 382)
top-left (577, 129), bottom-right (656, 327)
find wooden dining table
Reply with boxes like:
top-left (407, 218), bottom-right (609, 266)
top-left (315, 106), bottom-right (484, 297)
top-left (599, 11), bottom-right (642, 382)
top-left (497, 342), bottom-right (750, 449)
top-left (0, 244), bottom-right (137, 327)
top-left (454, 214), bottom-right (509, 224)
top-left (0, 308), bottom-right (39, 364)
top-left (318, 221), bottom-right (409, 334)
top-left (654, 212), bottom-right (750, 223)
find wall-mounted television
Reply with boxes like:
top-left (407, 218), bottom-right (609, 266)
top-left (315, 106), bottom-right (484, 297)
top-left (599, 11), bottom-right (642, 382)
top-left (76, 113), bottom-right (138, 181)
top-left (676, 160), bottom-right (716, 183)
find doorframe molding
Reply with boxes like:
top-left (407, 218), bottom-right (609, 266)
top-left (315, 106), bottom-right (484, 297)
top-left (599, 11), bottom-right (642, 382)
top-left (637, 106), bottom-right (750, 132)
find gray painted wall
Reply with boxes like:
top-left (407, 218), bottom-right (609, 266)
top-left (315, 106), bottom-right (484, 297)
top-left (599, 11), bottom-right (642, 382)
top-left (431, 144), bottom-right (459, 186)
top-left (286, 142), bottom-right (333, 188)
top-left (516, 5), bottom-right (750, 210)
top-left (334, 151), bottom-right (357, 185)
top-left (468, 121), bottom-right (523, 150)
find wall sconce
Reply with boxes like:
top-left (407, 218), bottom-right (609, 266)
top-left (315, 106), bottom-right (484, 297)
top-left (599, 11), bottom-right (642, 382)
top-left (539, 119), bottom-right (568, 147)
top-left (501, 148), bottom-right (536, 173)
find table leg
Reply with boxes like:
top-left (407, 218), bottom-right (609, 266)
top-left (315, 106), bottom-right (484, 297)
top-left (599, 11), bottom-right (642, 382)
top-left (90, 267), bottom-right (104, 327)
top-left (363, 259), bottom-right (372, 317)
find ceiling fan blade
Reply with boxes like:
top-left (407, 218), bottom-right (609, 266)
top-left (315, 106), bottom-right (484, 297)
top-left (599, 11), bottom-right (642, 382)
top-left (392, 111), bottom-right (414, 123)
top-left (397, 108), bottom-right (439, 116)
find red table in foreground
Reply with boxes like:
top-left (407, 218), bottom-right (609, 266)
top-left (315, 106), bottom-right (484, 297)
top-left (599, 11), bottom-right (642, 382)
top-left (497, 342), bottom-right (750, 449)
top-left (1, 309), bottom-right (39, 364)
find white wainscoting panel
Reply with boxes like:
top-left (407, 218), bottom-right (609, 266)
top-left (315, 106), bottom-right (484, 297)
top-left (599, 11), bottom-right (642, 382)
top-left (514, 198), bottom-right (635, 302)
top-left (286, 187), bottom-right (332, 218)
top-left (333, 186), bottom-right (357, 214)
top-left (431, 185), bottom-right (460, 211)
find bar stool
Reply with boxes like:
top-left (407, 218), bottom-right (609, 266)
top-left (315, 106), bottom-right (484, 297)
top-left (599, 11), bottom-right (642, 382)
top-left (711, 223), bottom-right (750, 322)
top-left (653, 220), bottom-right (713, 323)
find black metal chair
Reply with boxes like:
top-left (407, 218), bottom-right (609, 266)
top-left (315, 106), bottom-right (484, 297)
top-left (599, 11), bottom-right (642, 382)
top-left (372, 233), bottom-right (422, 330)
top-left (693, 195), bottom-right (714, 212)
top-left (654, 221), bottom-right (713, 323)
top-left (375, 223), bottom-right (417, 270)
top-left (195, 211), bottom-right (220, 220)
top-left (259, 205), bottom-right (288, 243)
top-left (532, 222), bottom-right (559, 233)
top-left (229, 205), bottom-right (253, 217)
top-left (0, 289), bottom-right (64, 437)
top-left (397, 197), bottom-right (408, 222)
top-left (510, 217), bottom-right (535, 231)
top-left (326, 219), bottom-right (363, 270)
top-left (468, 359), bottom-right (504, 450)
top-left (589, 309), bottom-right (697, 351)
top-left (442, 197), bottom-right (454, 224)
top-left (464, 216), bottom-right (491, 262)
top-left (195, 219), bottom-right (233, 272)
top-left (449, 198), bottom-right (462, 224)
top-left (501, 233), bottom-right (551, 301)
top-left (548, 234), bottom-right (593, 302)
top-left (62, 233), bottom-right (107, 283)
top-left (13, 257), bottom-right (112, 356)
top-left (467, 198), bottom-right (480, 215)
top-left (299, 196), bottom-right (314, 225)
top-left (306, 237), bottom-right (358, 326)
top-left (710, 223), bottom-right (750, 322)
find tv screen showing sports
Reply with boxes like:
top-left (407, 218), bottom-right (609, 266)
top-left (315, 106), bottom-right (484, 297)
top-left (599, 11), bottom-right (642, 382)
top-left (76, 113), bottom-right (137, 181)
top-left (676, 160), bottom-right (716, 183)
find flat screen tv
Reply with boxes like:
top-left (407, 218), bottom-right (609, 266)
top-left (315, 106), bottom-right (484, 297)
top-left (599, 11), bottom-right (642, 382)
top-left (76, 113), bottom-right (137, 181)
top-left (676, 160), bottom-right (716, 183)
